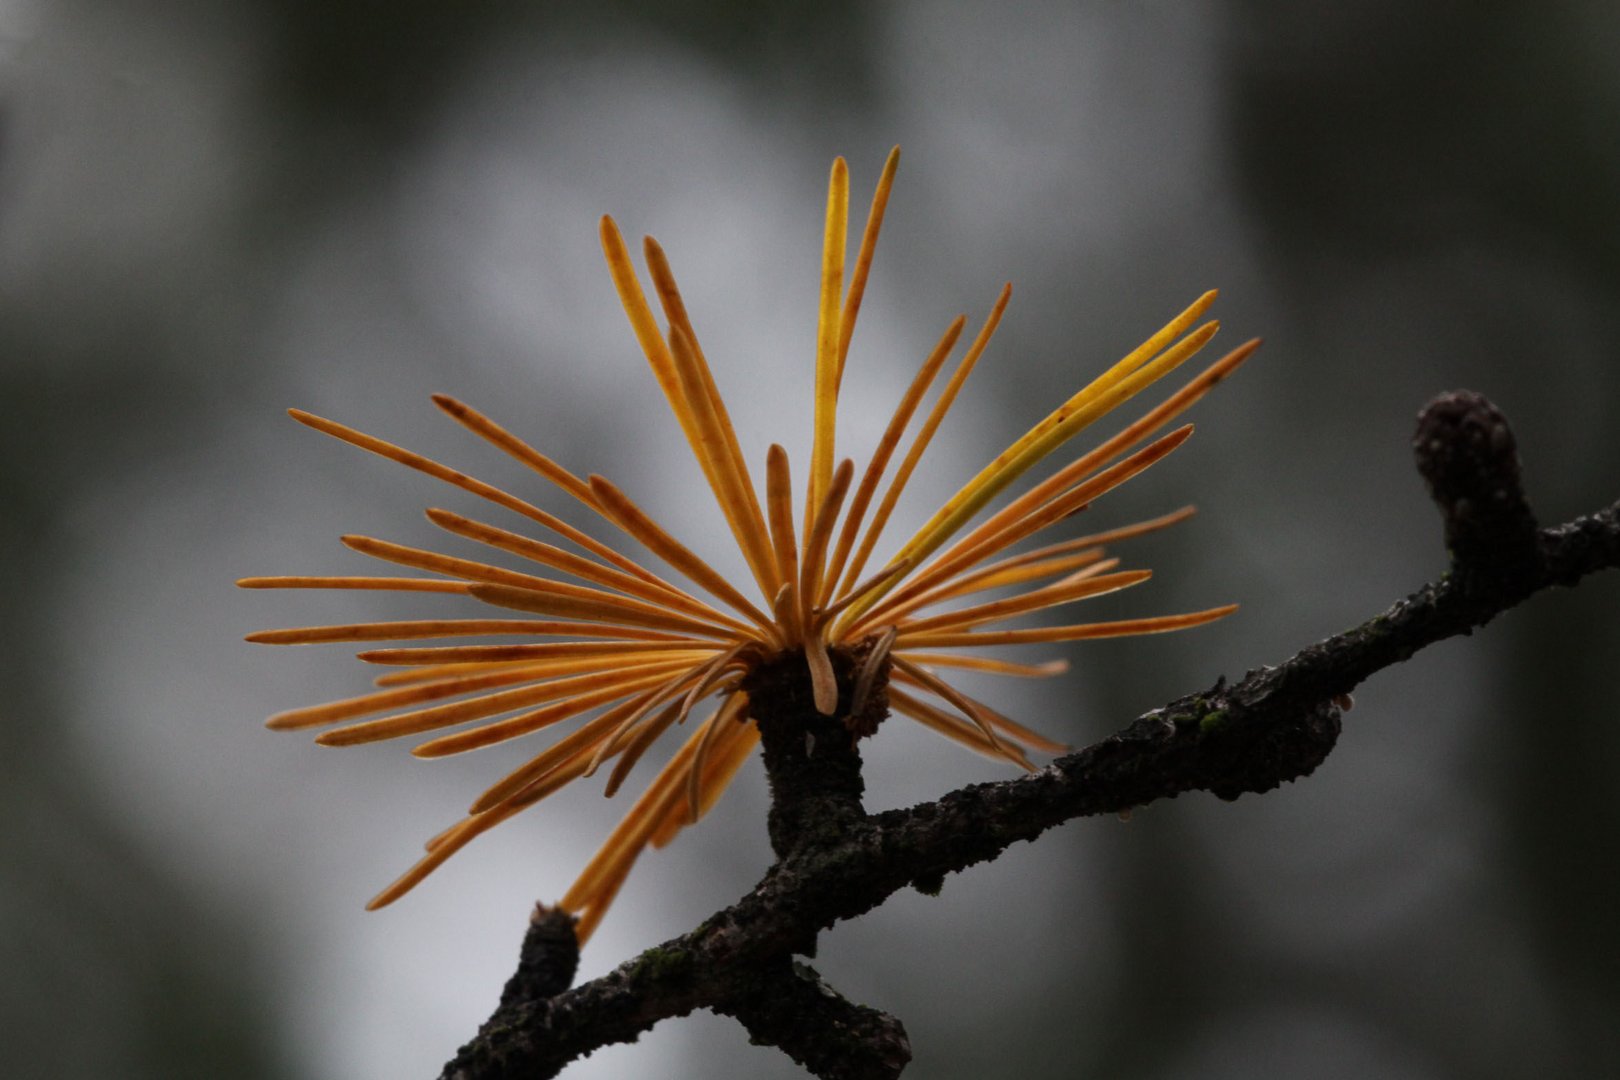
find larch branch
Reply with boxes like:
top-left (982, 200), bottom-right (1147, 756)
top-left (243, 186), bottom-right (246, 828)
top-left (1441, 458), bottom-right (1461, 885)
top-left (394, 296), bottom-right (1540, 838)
top-left (441, 391), bottom-right (1619, 1079)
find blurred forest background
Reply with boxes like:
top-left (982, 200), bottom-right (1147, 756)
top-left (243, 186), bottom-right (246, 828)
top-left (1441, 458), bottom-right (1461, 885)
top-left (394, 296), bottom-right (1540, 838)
top-left (3, 2), bottom-right (1618, 1077)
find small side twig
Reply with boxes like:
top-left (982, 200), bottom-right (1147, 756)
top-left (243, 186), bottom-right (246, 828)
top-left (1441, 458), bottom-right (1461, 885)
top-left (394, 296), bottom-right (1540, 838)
top-left (716, 959), bottom-right (911, 1080)
top-left (440, 906), bottom-right (580, 1080)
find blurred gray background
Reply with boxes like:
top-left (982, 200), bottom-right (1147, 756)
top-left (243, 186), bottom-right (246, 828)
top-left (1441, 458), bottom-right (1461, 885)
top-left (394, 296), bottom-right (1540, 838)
top-left (3, 1), bottom-right (1618, 1077)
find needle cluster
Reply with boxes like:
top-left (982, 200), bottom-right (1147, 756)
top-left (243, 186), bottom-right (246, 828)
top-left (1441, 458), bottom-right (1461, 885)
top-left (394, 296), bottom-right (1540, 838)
top-left (244, 148), bottom-right (1255, 942)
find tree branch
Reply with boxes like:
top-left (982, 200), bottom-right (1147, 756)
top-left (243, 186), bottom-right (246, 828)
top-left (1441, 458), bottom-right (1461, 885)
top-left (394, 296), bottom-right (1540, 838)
top-left (439, 391), bottom-right (1619, 1079)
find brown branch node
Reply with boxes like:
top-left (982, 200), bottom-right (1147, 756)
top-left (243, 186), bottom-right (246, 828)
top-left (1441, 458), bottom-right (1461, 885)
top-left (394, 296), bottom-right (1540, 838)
top-left (1413, 390), bottom-right (1541, 584)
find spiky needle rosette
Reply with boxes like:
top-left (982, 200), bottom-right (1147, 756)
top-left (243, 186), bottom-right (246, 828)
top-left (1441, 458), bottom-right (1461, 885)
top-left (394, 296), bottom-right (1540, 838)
top-left (243, 148), bottom-right (1257, 943)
